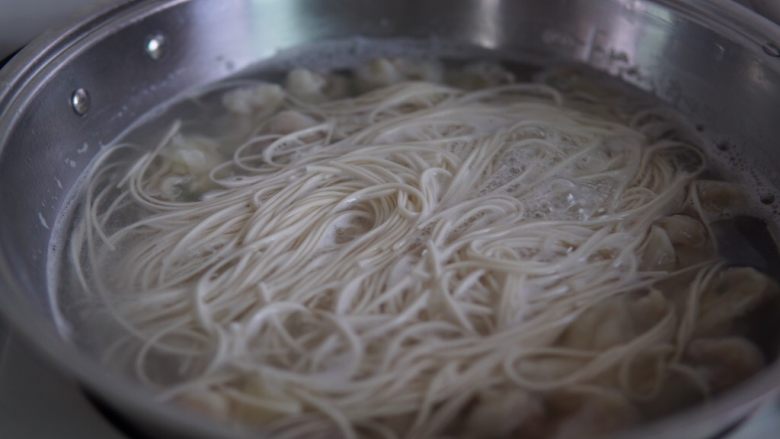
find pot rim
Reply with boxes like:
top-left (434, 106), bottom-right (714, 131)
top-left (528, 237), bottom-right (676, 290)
top-left (1, 1), bottom-right (779, 438)
top-left (0, 2), bottom-right (240, 437)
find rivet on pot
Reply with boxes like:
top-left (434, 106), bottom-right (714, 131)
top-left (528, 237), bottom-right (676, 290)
top-left (762, 42), bottom-right (780, 57)
top-left (145, 33), bottom-right (166, 60)
top-left (70, 88), bottom-right (90, 116)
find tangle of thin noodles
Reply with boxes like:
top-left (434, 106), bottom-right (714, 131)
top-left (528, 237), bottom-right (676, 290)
top-left (66, 74), bottom-right (761, 439)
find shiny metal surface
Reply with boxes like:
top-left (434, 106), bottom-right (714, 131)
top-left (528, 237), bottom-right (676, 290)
top-left (742, 0), bottom-right (780, 25)
top-left (0, 0), bottom-right (121, 59)
top-left (70, 87), bottom-right (91, 116)
top-left (1, 0), bottom-right (780, 438)
top-left (144, 33), bottom-right (166, 61)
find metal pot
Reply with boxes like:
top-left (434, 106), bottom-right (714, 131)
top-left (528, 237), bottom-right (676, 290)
top-left (1, 0), bottom-right (780, 437)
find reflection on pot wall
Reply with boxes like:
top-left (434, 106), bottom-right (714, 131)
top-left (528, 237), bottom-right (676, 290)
top-left (0, 0), bottom-right (120, 59)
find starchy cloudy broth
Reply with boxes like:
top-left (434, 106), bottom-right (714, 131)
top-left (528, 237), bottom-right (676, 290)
top-left (48, 43), bottom-right (780, 439)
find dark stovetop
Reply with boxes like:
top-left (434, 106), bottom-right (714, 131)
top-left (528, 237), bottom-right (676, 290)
top-left (0, 319), bottom-right (129, 438)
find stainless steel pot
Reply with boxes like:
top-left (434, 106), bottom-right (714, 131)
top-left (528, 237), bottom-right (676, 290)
top-left (2, 0), bottom-right (780, 437)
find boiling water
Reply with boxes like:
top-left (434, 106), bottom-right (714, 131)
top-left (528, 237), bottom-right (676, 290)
top-left (48, 40), bottom-right (780, 439)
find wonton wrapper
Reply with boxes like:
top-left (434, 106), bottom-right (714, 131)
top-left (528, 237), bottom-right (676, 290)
top-left (222, 83), bottom-right (285, 115)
